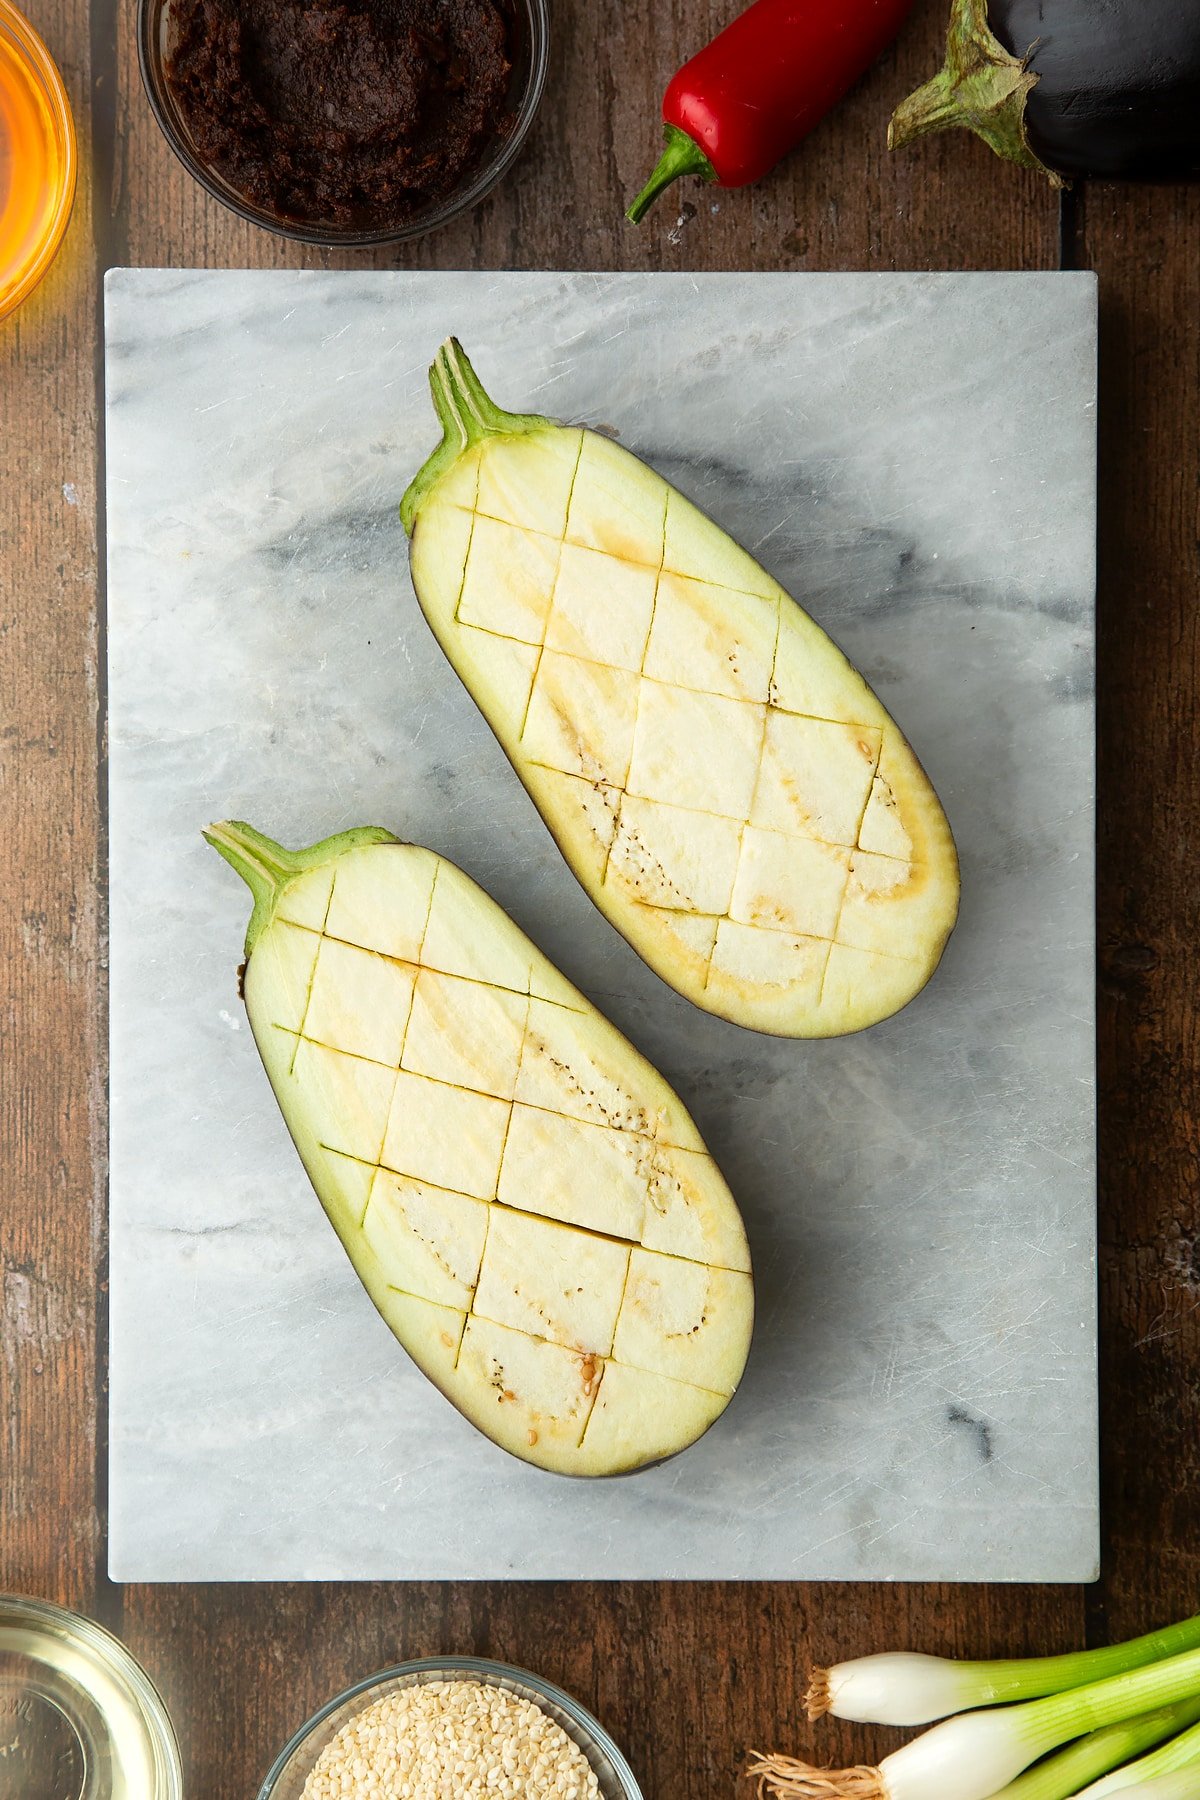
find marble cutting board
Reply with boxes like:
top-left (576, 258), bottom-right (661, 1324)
top-left (105, 269), bottom-right (1098, 1581)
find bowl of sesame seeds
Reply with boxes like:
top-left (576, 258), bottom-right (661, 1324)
top-left (257, 1655), bottom-right (644, 1800)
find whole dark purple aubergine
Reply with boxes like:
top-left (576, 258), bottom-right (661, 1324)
top-left (889, 0), bottom-right (1200, 186)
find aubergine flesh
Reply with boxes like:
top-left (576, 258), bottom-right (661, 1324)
top-left (401, 341), bottom-right (959, 1039)
top-left (206, 821), bottom-right (753, 1476)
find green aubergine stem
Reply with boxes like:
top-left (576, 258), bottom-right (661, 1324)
top-left (204, 820), bottom-right (397, 957)
top-left (993, 1702), bottom-right (1200, 1800)
top-left (626, 124), bottom-right (717, 224)
top-left (887, 0), bottom-right (1062, 187)
top-left (400, 338), bottom-right (551, 537)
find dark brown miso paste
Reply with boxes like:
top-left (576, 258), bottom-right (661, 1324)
top-left (165, 0), bottom-right (515, 228)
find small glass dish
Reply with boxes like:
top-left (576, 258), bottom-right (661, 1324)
top-left (0, 1592), bottom-right (183, 1799)
top-left (0, 0), bottom-right (77, 321)
top-left (136, 0), bottom-right (550, 247)
top-left (258, 1654), bottom-right (644, 1800)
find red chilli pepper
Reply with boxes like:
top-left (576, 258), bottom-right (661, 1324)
top-left (627, 0), bottom-right (916, 223)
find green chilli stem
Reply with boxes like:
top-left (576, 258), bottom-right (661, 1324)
top-left (627, 123), bottom-right (717, 224)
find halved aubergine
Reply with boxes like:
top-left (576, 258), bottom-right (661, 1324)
top-left (206, 821), bottom-right (753, 1476)
top-left (401, 341), bottom-right (960, 1038)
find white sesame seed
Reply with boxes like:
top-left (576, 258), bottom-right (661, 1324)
top-left (300, 1680), bottom-right (604, 1800)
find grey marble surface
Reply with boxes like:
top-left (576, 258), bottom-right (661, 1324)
top-left (104, 269), bottom-right (1098, 1581)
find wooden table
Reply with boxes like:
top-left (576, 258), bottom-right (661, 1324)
top-left (3, 1), bottom-right (1198, 1792)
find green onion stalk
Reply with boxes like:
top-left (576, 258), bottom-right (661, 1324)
top-left (993, 1703), bottom-right (1200, 1800)
top-left (1100, 1774), bottom-right (1200, 1800)
top-left (806, 1618), bottom-right (1200, 1727)
top-left (749, 1643), bottom-right (1200, 1800)
top-left (1075, 1716), bottom-right (1200, 1800)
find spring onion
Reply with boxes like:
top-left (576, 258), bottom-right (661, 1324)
top-left (1100, 1776), bottom-right (1200, 1800)
top-left (1075, 1718), bottom-right (1200, 1800)
top-left (807, 1618), bottom-right (1200, 1725)
top-left (992, 1703), bottom-right (1200, 1800)
top-left (749, 1644), bottom-right (1200, 1800)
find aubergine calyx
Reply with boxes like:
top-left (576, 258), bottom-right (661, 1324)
top-left (204, 819), bottom-right (398, 957)
top-left (400, 336), bottom-right (549, 538)
top-left (888, 0), bottom-right (1063, 189)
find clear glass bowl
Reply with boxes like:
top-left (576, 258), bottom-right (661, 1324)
top-left (257, 1655), bottom-right (644, 1800)
top-left (0, 0), bottom-right (76, 320)
top-left (0, 1593), bottom-right (182, 1800)
top-left (136, 0), bottom-right (549, 247)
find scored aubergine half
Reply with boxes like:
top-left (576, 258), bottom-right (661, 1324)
top-left (401, 340), bottom-right (959, 1038)
top-left (889, 0), bottom-right (1200, 185)
top-left (206, 820), bottom-right (753, 1476)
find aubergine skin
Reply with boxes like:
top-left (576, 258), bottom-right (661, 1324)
top-left (890, 0), bottom-right (1200, 184)
top-left (997, 0), bottom-right (1200, 179)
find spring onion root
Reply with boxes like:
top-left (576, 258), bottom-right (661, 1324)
top-left (755, 1646), bottom-right (1200, 1800)
top-left (808, 1618), bottom-right (1200, 1726)
top-left (747, 1755), bottom-right (884, 1800)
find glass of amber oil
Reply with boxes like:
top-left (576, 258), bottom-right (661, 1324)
top-left (0, 0), bottom-right (76, 322)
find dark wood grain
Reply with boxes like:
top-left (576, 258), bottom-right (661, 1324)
top-left (112, 0), bottom-right (1060, 274)
top-left (0, 0), bottom-right (102, 1613)
top-left (3, 0), bottom-right (1197, 1793)
top-left (120, 1581), bottom-right (1083, 1799)
top-left (1078, 181), bottom-right (1200, 1633)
